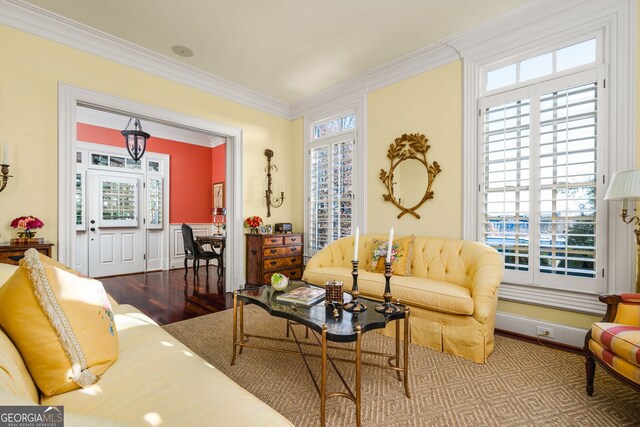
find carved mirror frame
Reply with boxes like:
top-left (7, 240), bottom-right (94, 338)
top-left (379, 133), bottom-right (441, 219)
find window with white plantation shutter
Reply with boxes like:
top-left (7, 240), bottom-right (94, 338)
top-left (480, 67), bottom-right (605, 293)
top-left (483, 96), bottom-right (531, 273)
top-left (308, 112), bottom-right (355, 254)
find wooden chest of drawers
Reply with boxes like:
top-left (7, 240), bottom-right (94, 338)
top-left (246, 233), bottom-right (303, 286)
top-left (0, 242), bottom-right (54, 266)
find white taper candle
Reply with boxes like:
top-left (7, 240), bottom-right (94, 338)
top-left (353, 227), bottom-right (359, 261)
top-left (2, 144), bottom-right (7, 165)
top-left (386, 227), bottom-right (394, 263)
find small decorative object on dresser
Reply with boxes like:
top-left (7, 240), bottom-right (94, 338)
top-left (246, 232), bottom-right (303, 286)
top-left (245, 215), bottom-right (263, 235)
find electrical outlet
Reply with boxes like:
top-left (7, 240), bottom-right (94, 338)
top-left (536, 326), bottom-right (554, 339)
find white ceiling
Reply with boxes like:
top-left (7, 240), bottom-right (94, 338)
top-left (22, 0), bottom-right (530, 104)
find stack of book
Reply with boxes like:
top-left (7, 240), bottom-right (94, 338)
top-left (276, 287), bottom-right (325, 306)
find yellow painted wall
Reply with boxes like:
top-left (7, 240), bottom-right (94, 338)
top-left (367, 61), bottom-right (462, 238)
top-left (0, 25), bottom-right (295, 247)
top-left (290, 118), bottom-right (305, 232)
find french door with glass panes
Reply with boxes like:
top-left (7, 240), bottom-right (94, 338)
top-left (87, 169), bottom-right (145, 277)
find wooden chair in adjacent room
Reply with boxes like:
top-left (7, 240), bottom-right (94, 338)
top-left (181, 223), bottom-right (219, 278)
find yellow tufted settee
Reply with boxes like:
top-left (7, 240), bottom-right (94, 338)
top-left (302, 235), bottom-right (504, 364)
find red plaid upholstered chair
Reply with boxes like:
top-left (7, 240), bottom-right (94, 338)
top-left (585, 294), bottom-right (640, 395)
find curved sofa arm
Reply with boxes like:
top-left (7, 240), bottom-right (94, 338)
top-left (470, 252), bottom-right (504, 324)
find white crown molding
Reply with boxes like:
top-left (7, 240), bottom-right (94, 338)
top-left (76, 106), bottom-right (225, 148)
top-left (0, 0), bottom-right (291, 119)
top-left (445, 0), bottom-right (630, 60)
top-left (1, 0), bottom-right (630, 123)
top-left (290, 42), bottom-right (458, 118)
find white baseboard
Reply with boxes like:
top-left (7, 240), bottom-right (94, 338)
top-left (495, 312), bottom-right (588, 349)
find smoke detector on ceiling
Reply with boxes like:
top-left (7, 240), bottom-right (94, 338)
top-left (171, 45), bottom-right (194, 58)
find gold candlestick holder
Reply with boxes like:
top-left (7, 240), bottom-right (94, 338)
top-left (343, 261), bottom-right (367, 313)
top-left (375, 261), bottom-right (402, 314)
top-left (0, 164), bottom-right (12, 193)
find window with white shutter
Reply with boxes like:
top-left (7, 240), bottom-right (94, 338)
top-left (480, 62), bottom-right (605, 293)
top-left (308, 112), bottom-right (356, 254)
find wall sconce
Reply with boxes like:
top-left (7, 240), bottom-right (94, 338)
top-left (0, 164), bottom-right (11, 193)
top-left (264, 149), bottom-right (284, 217)
top-left (1, 145), bottom-right (11, 193)
top-left (211, 208), bottom-right (226, 235)
top-left (121, 118), bottom-right (150, 162)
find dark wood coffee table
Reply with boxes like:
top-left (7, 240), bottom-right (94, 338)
top-left (231, 281), bottom-right (411, 427)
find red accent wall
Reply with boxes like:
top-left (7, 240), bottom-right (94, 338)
top-left (77, 123), bottom-right (225, 224)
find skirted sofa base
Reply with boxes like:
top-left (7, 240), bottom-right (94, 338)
top-left (303, 236), bottom-right (504, 364)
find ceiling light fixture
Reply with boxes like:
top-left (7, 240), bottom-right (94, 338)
top-left (121, 118), bottom-right (150, 162)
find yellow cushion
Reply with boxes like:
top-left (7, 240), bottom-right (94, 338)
top-left (367, 235), bottom-right (414, 276)
top-left (304, 266), bottom-right (474, 315)
top-left (0, 249), bottom-right (118, 396)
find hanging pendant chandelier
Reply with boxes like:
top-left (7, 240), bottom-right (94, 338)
top-left (121, 118), bottom-right (150, 161)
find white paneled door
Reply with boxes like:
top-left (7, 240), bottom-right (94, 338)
top-left (87, 170), bottom-right (145, 277)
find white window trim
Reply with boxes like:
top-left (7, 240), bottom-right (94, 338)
top-left (461, 1), bottom-right (635, 314)
top-left (303, 96), bottom-right (367, 257)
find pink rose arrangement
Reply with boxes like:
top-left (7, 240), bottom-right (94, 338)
top-left (10, 215), bottom-right (44, 239)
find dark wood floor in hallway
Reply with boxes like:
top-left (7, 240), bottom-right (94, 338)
top-left (101, 268), bottom-right (233, 325)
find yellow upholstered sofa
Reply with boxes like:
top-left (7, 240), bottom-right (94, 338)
top-left (302, 235), bottom-right (504, 363)
top-left (0, 263), bottom-right (291, 426)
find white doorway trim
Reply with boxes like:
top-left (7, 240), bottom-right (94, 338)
top-left (58, 82), bottom-right (245, 292)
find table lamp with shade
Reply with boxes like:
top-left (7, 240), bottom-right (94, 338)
top-left (211, 208), bottom-right (226, 235)
top-left (604, 169), bottom-right (640, 292)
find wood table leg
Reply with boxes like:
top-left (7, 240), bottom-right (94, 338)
top-left (231, 292), bottom-right (238, 365)
top-left (355, 324), bottom-right (362, 427)
top-left (403, 307), bottom-right (411, 398)
top-left (321, 324), bottom-right (328, 427)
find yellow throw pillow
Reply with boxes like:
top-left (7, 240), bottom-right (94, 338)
top-left (367, 235), bottom-right (414, 276)
top-left (0, 249), bottom-right (118, 396)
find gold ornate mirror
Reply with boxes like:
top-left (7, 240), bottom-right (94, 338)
top-left (379, 133), bottom-right (441, 219)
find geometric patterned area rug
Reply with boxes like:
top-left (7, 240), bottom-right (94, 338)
top-left (164, 304), bottom-right (640, 426)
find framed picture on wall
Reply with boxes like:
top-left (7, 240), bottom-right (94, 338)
top-left (213, 182), bottom-right (224, 208)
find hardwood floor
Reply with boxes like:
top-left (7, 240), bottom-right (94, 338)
top-left (100, 267), bottom-right (233, 326)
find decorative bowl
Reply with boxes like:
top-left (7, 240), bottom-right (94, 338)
top-left (271, 273), bottom-right (289, 291)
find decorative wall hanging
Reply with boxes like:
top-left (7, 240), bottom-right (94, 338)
top-left (379, 133), bottom-right (441, 219)
top-left (264, 149), bottom-right (284, 217)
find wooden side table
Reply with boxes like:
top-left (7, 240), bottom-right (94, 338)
top-left (0, 242), bottom-right (55, 265)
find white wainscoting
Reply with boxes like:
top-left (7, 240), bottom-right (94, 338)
top-left (495, 311), bottom-right (589, 349)
top-left (170, 223), bottom-right (222, 270)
